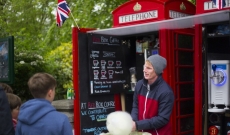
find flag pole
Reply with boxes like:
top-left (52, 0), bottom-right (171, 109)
top-left (70, 12), bottom-right (80, 30)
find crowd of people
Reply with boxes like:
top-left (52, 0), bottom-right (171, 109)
top-left (0, 54), bottom-right (174, 135)
top-left (0, 73), bottom-right (73, 135)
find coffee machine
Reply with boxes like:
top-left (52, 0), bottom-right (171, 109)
top-left (208, 60), bottom-right (230, 135)
top-left (208, 60), bottom-right (230, 112)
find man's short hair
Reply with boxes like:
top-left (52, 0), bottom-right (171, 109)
top-left (0, 83), bottom-right (13, 93)
top-left (28, 73), bottom-right (57, 98)
top-left (6, 93), bottom-right (22, 111)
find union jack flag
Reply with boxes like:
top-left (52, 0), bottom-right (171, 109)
top-left (212, 0), bottom-right (226, 9)
top-left (56, 0), bottom-right (71, 27)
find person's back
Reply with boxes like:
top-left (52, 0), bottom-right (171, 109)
top-left (0, 86), bottom-right (15, 135)
top-left (15, 73), bottom-right (72, 135)
top-left (16, 98), bottom-right (72, 135)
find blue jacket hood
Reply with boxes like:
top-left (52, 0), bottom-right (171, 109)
top-left (18, 99), bottom-right (55, 125)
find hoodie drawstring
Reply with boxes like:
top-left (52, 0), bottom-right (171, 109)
top-left (143, 84), bottom-right (150, 119)
top-left (143, 84), bottom-right (159, 135)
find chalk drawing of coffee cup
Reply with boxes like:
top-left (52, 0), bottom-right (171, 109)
top-left (101, 60), bottom-right (106, 70)
top-left (93, 60), bottom-right (99, 67)
top-left (116, 61), bottom-right (122, 67)
top-left (108, 60), bottom-right (114, 67)
top-left (108, 70), bottom-right (114, 79)
top-left (101, 70), bottom-right (107, 79)
top-left (93, 70), bottom-right (99, 80)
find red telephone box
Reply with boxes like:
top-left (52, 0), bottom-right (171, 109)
top-left (72, 0), bottom-right (230, 135)
top-left (195, 0), bottom-right (230, 135)
top-left (112, 1), bottom-right (197, 135)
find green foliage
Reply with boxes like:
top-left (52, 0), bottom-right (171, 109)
top-left (66, 0), bottom-right (127, 29)
top-left (44, 42), bottom-right (73, 99)
top-left (188, 0), bottom-right (196, 5)
top-left (11, 50), bottom-right (46, 101)
top-left (0, 0), bottom-right (56, 50)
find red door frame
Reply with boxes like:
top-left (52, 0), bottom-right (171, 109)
top-left (72, 27), bottom-right (94, 135)
top-left (164, 28), bottom-right (202, 135)
top-left (194, 24), bottom-right (203, 135)
top-left (72, 27), bottom-right (80, 135)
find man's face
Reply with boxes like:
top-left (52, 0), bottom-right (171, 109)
top-left (143, 61), bottom-right (157, 83)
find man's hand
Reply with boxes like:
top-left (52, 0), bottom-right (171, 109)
top-left (132, 121), bottom-right (136, 131)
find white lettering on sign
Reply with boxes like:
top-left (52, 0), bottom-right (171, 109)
top-left (227, 0), bottom-right (230, 7)
top-left (119, 10), bottom-right (158, 24)
top-left (204, 1), bottom-right (216, 10)
top-left (169, 10), bottom-right (191, 19)
top-left (204, 0), bottom-right (230, 10)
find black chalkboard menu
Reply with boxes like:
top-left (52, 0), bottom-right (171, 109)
top-left (88, 34), bottom-right (127, 95)
top-left (80, 96), bottom-right (115, 134)
top-left (78, 33), bottom-right (116, 135)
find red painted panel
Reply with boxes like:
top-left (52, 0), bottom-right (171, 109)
top-left (159, 29), bottom-right (169, 82)
top-left (72, 27), bottom-right (80, 135)
top-left (72, 28), bottom-right (97, 135)
top-left (194, 24), bottom-right (203, 135)
top-left (114, 94), bottom-right (122, 111)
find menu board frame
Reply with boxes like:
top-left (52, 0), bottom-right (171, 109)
top-left (0, 36), bottom-right (14, 84)
top-left (78, 33), bottom-right (116, 135)
top-left (88, 34), bottom-right (128, 95)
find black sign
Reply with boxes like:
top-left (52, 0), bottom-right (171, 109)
top-left (78, 33), bottom-right (116, 135)
top-left (88, 34), bottom-right (127, 95)
top-left (0, 36), bottom-right (14, 84)
top-left (80, 96), bottom-right (115, 135)
top-left (0, 41), bottom-right (9, 79)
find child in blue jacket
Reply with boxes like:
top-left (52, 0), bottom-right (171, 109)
top-left (16, 73), bottom-right (73, 135)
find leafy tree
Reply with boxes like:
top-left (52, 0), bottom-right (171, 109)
top-left (11, 50), bottom-right (46, 101)
top-left (0, 0), bottom-right (57, 100)
top-left (44, 42), bottom-right (73, 99)
top-left (71, 0), bottom-right (126, 28)
top-left (188, 0), bottom-right (196, 4)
